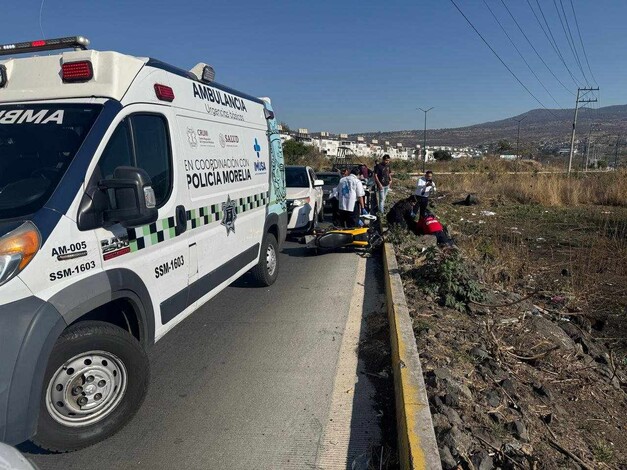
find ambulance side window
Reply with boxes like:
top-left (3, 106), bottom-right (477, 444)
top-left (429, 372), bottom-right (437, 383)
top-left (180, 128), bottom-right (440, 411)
top-left (99, 121), bottom-right (132, 179)
top-left (131, 115), bottom-right (172, 207)
top-left (99, 114), bottom-right (172, 208)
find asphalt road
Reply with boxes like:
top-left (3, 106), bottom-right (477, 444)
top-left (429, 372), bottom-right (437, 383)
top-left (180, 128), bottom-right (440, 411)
top-left (27, 239), bottom-right (383, 470)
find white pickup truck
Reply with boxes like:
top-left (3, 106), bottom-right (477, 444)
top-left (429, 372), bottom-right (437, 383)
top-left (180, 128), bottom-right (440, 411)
top-left (285, 165), bottom-right (324, 233)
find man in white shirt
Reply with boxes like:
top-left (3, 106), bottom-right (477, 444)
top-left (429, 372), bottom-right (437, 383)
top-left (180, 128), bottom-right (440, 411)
top-left (336, 167), bottom-right (365, 227)
top-left (415, 170), bottom-right (436, 217)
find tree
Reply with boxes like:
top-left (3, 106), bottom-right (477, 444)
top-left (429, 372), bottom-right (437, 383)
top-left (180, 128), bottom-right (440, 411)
top-left (282, 140), bottom-right (310, 164)
top-left (497, 140), bottom-right (512, 153)
top-left (433, 149), bottom-right (453, 161)
top-left (279, 121), bottom-right (291, 132)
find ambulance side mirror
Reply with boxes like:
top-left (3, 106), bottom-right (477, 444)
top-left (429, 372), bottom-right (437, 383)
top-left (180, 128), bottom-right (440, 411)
top-left (99, 167), bottom-right (158, 229)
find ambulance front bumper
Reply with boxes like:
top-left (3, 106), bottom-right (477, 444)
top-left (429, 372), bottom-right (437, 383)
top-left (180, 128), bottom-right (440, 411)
top-left (0, 296), bottom-right (66, 445)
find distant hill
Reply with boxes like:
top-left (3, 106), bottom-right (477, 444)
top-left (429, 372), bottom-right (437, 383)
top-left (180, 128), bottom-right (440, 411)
top-left (350, 104), bottom-right (627, 148)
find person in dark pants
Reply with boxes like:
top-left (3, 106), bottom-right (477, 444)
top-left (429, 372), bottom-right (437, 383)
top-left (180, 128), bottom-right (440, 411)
top-left (336, 168), bottom-right (365, 228)
top-left (373, 155), bottom-right (392, 214)
top-left (414, 170), bottom-right (436, 217)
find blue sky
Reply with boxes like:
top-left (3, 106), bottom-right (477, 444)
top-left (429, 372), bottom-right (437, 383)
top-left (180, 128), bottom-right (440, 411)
top-left (2, 0), bottom-right (625, 133)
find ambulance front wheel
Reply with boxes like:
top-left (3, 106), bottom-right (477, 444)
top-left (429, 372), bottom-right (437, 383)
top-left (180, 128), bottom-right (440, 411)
top-left (251, 232), bottom-right (279, 287)
top-left (33, 321), bottom-right (149, 452)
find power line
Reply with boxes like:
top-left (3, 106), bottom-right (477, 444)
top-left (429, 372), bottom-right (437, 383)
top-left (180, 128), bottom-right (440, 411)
top-left (531, 0), bottom-right (583, 87)
top-left (559, 0), bottom-right (587, 82)
top-left (568, 0), bottom-right (598, 86)
top-left (483, 0), bottom-right (563, 108)
top-left (498, 0), bottom-right (573, 97)
top-left (449, 0), bottom-right (558, 117)
top-left (553, 0), bottom-right (589, 84)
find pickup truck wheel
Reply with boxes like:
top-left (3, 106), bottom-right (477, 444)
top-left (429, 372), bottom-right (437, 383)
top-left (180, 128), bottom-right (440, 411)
top-left (32, 321), bottom-right (149, 452)
top-left (251, 232), bottom-right (279, 286)
top-left (308, 206), bottom-right (319, 234)
top-left (317, 206), bottom-right (324, 223)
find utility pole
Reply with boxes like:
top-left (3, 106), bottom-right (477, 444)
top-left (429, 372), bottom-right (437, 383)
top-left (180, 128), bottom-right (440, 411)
top-left (568, 87), bottom-right (598, 175)
top-left (515, 116), bottom-right (526, 159)
top-left (418, 107), bottom-right (434, 173)
top-left (592, 141), bottom-right (597, 168)
top-left (583, 125), bottom-right (593, 171)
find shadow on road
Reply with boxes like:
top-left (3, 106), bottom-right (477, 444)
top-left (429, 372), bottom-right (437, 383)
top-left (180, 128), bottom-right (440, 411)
top-left (16, 441), bottom-right (52, 456)
top-left (345, 254), bottom-right (399, 468)
top-left (280, 244), bottom-right (316, 258)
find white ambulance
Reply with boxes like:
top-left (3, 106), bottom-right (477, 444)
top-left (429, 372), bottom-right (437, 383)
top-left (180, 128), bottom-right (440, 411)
top-left (0, 36), bottom-right (287, 451)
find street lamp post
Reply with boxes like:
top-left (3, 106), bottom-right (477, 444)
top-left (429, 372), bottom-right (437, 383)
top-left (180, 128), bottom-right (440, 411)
top-left (418, 107), bottom-right (434, 172)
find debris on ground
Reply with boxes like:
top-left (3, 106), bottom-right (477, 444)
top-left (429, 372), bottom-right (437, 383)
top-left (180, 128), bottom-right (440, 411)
top-left (391, 233), bottom-right (627, 469)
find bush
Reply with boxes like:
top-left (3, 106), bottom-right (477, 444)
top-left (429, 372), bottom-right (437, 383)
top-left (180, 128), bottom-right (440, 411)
top-left (433, 150), bottom-right (453, 161)
top-left (416, 247), bottom-right (484, 311)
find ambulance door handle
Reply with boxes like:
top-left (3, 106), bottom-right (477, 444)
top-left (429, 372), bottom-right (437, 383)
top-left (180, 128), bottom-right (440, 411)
top-left (175, 205), bottom-right (187, 235)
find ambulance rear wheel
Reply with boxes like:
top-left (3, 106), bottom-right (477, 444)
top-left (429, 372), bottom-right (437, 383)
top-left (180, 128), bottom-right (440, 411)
top-left (251, 232), bottom-right (279, 286)
top-left (33, 321), bottom-right (149, 452)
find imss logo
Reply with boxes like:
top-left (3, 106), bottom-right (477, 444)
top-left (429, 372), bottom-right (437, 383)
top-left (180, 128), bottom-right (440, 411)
top-left (253, 138), bottom-right (266, 174)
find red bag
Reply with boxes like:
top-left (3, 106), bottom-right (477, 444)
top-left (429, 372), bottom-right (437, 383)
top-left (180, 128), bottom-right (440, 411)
top-left (417, 216), bottom-right (443, 234)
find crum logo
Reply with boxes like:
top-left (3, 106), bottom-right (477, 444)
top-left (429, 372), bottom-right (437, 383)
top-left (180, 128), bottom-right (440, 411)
top-left (193, 83), bottom-right (248, 112)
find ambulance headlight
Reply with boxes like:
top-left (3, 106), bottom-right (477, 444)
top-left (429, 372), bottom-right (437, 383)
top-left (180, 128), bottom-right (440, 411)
top-left (0, 222), bottom-right (41, 286)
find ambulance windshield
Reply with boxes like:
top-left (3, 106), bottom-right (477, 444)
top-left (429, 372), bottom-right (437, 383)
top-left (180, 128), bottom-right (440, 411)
top-left (0, 103), bottom-right (102, 219)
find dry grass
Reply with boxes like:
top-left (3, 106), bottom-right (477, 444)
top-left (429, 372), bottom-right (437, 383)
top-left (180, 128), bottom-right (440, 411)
top-left (439, 170), bottom-right (627, 207)
top-left (390, 162), bottom-right (627, 348)
top-left (449, 205), bottom-right (627, 314)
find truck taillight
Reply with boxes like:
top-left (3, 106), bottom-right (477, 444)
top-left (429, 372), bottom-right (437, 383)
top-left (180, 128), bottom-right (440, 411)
top-left (0, 65), bottom-right (6, 88)
top-left (62, 61), bottom-right (93, 82)
top-left (154, 84), bottom-right (175, 102)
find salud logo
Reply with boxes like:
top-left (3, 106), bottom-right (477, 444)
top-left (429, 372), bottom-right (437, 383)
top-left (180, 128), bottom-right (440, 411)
top-left (221, 195), bottom-right (237, 236)
top-left (219, 133), bottom-right (226, 148)
top-left (187, 127), bottom-right (198, 148)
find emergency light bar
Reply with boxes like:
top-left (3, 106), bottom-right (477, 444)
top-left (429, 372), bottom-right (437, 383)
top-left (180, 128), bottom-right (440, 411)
top-left (0, 36), bottom-right (89, 56)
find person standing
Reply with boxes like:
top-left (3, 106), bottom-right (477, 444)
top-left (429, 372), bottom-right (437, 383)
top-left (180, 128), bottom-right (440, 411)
top-left (415, 170), bottom-right (436, 217)
top-left (374, 154), bottom-right (392, 214)
top-left (337, 168), bottom-right (365, 228)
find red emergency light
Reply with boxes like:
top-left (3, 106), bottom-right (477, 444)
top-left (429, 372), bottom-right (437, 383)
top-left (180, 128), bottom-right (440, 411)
top-left (62, 61), bottom-right (93, 82)
top-left (154, 84), bottom-right (175, 102)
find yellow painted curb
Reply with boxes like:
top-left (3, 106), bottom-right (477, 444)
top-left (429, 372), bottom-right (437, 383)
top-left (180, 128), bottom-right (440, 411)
top-left (383, 243), bottom-right (442, 470)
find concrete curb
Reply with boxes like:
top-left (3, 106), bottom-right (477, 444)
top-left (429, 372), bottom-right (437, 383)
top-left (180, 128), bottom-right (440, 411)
top-left (383, 242), bottom-right (442, 470)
